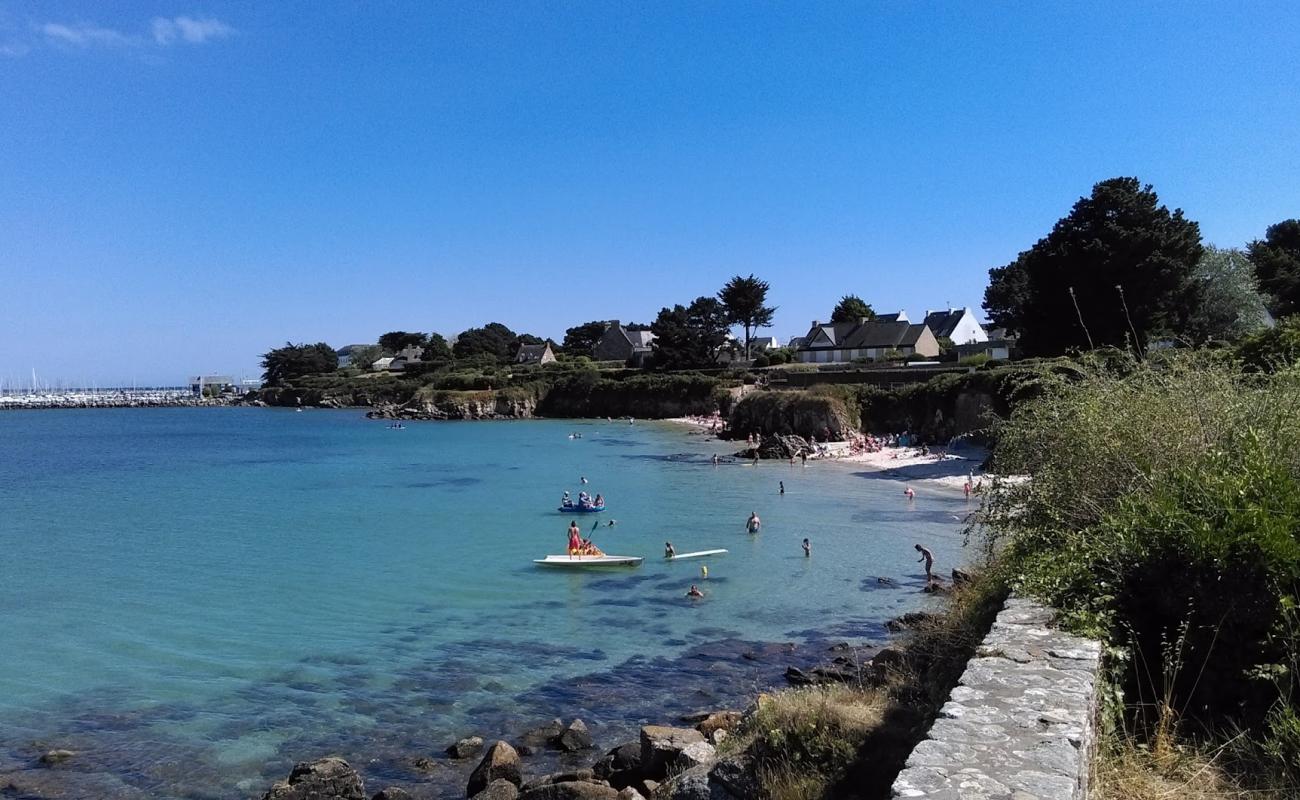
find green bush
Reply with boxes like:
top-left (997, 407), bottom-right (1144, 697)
top-left (984, 352), bottom-right (1300, 735)
top-left (958, 353), bottom-right (991, 367)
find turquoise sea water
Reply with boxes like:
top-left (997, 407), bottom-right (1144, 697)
top-left (0, 409), bottom-right (971, 798)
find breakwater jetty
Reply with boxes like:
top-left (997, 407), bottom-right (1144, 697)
top-left (0, 389), bottom-right (216, 410)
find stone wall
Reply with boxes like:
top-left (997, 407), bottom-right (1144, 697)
top-left (891, 598), bottom-right (1103, 799)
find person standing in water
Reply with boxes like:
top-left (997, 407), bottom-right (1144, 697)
top-left (904, 486), bottom-right (916, 501)
top-left (665, 541), bottom-right (676, 558)
top-left (915, 544), bottom-right (935, 581)
top-left (779, 481), bottom-right (785, 496)
top-left (802, 538), bottom-right (811, 557)
top-left (746, 512), bottom-right (761, 534)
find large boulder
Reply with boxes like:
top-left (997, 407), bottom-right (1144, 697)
top-left (372, 790), bottom-right (412, 800)
top-left (262, 757), bottom-right (366, 800)
top-left (709, 754), bottom-right (759, 799)
top-left (521, 770), bottom-right (599, 791)
top-left (555, 719), bottom-right (594, 752)
top-left (591, 742), bottom-right (642, 789)
top-left (639, 726), bottom-right (705, 781)
top-left (650, 764), bottom-right (727, 800)
top-left (471, 780), bottom-right (520, 800)
top-left (670, 742), bottom-right (716, 773)
top-left (518, 782), bottom-right (620, 800)
top-left (467, 741), bottom-right (523, 798)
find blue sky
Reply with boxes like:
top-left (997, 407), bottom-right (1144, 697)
top-left (2, 2), bottom-right (1297, 386)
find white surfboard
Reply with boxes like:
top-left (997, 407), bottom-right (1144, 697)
top-left (666, 549), bottom-right (728, 560)
top-left (534, 554), bottom-right (644, 568)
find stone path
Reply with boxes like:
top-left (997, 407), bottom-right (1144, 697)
top-left (891, 598), bottom-right (1102, 799)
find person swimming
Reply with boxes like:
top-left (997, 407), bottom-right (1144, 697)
top-left (746, 511), bottom-right (761, 534)
top-left (686, 584), bottom-right (704, 598)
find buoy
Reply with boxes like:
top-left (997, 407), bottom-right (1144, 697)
top-left (701, 565), bottom-right (709, 579)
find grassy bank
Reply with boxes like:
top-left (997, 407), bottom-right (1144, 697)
top-left (979, 350), bottom-right (1300, 796)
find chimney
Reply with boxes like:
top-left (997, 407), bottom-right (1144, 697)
top-left (811, 320), bottom-right (820, 328)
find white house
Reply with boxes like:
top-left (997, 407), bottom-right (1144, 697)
top-left (922, 307), bottom-right (987, 345)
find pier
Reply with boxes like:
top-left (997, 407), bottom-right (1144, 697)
top-left (0, 388), bottom-right (220, 410)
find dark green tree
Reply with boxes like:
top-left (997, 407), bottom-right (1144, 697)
top-left (1248, 219), bottom-right (1300, 318)
top-left (650, 296), bottom-right (731, 370)
top-left (378, 331), bottom-right (428, 354)
top-left (1184, 246), bottom-right (1271, 343)
top-left (422, 333), bottom-right (453, 363)
top-left (562, 321), bottom-right (608, 355)
top-left (981, 177), bottom-right (1204, 356)
top-left (452, 323), bottom-right (517, 361)
top-left (261, 342), bottom-right (338, 386)
top-left (345, 344), bottom-right (382, 370)
top-left (830, 295), bottom-right (876, 323)
top-left (718, 274), bottom-right (776, 358)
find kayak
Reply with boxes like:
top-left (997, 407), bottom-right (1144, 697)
top-left (534, 554), bottom-right (643, 568)
top-left (666, 549), bottom-right (728, 561)
top-left (558, 504), bottom-right (606, 513)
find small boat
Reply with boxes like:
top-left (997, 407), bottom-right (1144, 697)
top-left (558, 504), bottom-right (606, 513)
top-left (534, 554), bottom-right (643, 568)
top-left (666, 549), bottom-right (728, 561)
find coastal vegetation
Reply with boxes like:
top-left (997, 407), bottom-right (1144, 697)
top-left (975, 350), bottom-right (1300, 796)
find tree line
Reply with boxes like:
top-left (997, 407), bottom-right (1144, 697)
top-left (261, 179), bottom-right (1298, 385)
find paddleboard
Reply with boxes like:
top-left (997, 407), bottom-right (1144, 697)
top-left (534, 554), bottom-right (643, 568)
top-left (667, 549), bottom-right (728, 560)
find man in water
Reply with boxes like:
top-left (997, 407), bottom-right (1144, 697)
top-left (802, 538), bottom-right (811, 557)
top-left (665, 541), bottom-right (676, 558)
top-left (712, 453), bottom-right (719, 465)
top-left (746, 511), bottom-right (761, 534)
top-left (779, 481), bottom-right (785, 496)
top-left (904, 486), bottom-right (916, 501)
top-left (686, 584), bottom-right (704, 598)
top-left (915, 544), bottom-right (935, 581)
top-left (607, 519), bottom-right (617, 527)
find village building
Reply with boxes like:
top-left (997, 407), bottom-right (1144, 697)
top-left (921, 307), bottom-right (988, 345)
top-left (514, 341), bottom-right (557, 365)
top-left (334, 345), bottom-right (370, 368)
top-left (795, 319), bottom-right (941, 363)
top-left (593, 321), bottom-right (656, 365)
top-left (372, 345), bottom-right (424, 372)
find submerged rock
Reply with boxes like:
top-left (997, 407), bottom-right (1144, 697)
top-left (467, 741), bottom-right (523, 797)
top-left (448, 736), bottom-right (486, 759)
top-left (372, 789), bottom-right (412, 800)
top-left (261, 757), bottom-right (365, 800)
top-left (38, 749), bottom-right (75, 766)
top-left (555, 719), bottom-right (594, 752)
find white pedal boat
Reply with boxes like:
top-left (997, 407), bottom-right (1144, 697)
top-left (534, 554), bottom-right (644, 568)
top-left (666, 549), bottom-right (728, 560)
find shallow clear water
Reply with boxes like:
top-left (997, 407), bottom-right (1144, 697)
top-left (0, 409), bottom-right (971, 798)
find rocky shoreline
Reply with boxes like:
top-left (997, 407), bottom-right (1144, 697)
top-left (1, 618), bottom-right (931, 800)
top-left (253, 636), bottom-right (906, 800)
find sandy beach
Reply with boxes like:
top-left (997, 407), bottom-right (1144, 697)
top-left (665, 416), bottom-right (988, 492)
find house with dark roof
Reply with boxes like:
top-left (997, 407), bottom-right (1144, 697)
top-left (373, 345), bottom-right (425, 372)
top-left (515, 341), bottom-right (557, 365)
top-left (795, 319), bottom-right (940, 363)
top-left (921, 307), bottom-right (987, 345)
top-left (335, 344), bottom-right (371, 368)
top-left (593, 321), bottom-right (656, 365)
